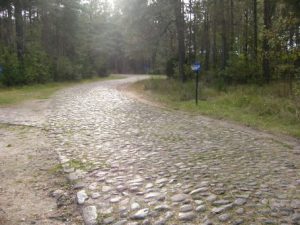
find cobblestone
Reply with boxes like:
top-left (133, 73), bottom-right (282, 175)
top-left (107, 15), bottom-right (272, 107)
top-left (47, 76), bottom-right (300, 224)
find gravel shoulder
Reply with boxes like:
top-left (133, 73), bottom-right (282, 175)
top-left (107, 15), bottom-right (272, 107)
top-left (0, 98), bottom-right (81, 225)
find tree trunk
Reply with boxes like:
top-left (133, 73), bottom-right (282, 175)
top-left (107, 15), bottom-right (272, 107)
top-left (230, 0), bottom-right (234, 52)
top-left (193, 1), bottom-right (198, 62)
top-left (220, 0), bottom-right (228, 69)
top-left (14, 0), bottom-right (24, 62)
top-left (296, 27), bottom-right (300, 47)
top-left (188, 0), bottom-right (193, 63)
top-left (6, 3), bottom-right (13, 46)
top-left (253, 0), bottom-right (258, 59)
top-left (211, 0), bottom-right (217, 68)
top-left (175, 0), bottom-right (186, 82)
top-left (204, 5), bottom-right (210, 70)
top-left (244, 9), bottom-right (249, 58)
top-left (262, 0), bottom-right (274, 83)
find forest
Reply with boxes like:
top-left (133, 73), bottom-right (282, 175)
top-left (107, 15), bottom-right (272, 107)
top-left (0, 0), bottom-right (299, 88)
top-left (1, 1), bottom-right (300, 224)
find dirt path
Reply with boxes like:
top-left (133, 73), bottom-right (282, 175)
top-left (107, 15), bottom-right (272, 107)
top-left (0, 100), bottom-right (81, 225)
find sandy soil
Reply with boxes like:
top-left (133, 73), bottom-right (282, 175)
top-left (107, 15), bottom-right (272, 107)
top-left (0, 100), bottom-right (81, 225)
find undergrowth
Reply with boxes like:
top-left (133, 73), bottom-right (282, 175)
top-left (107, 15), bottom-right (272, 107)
top-left (133, 77), bottom-right (300, 138)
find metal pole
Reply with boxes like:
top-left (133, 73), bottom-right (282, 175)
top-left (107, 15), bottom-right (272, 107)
top-left (196, 70), bottom-right (199, 105)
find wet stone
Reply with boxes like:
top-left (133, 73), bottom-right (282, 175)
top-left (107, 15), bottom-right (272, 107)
top-left (292, 213), bottom-right (300, 224)
top-left (101, 207), bottom-right (113, 215)
top-left (206, 194), bottom-right (217, 202)
top-left (195, 205), bottom-right (206, 212)
top-left (103, 216), bottom-right (115, 224)
top-left (236, 208), bottom-right (245, 215)
top-left (234, 198), bottom-right (247, 206)
top-left (154, 205), bottom-right (171, 212)
top-left (113, 220), bottom-right (127, 225)
top-left (82, 206), bottom-right (98, 225)
top-left (145, 183), bottom-right (153, 189)
top-left (142, 219), bottom-right (151, 225)
top-left (110, 196), bottom-right (122, 203)
top-left (131, 202), bottom-right (140, 210)
top-left (131, 208), bottom-right (149, 220)
top-left (51, 189), bottom-right (64, 199)
top-left (190, 187), bottom-right (209, 195)
top-left (102, 186), bottom-right (112, 192)
top-left (68, 172), bottom-right (79, 181)
top-left (180, 204), bottom-right (193, 212)
top-left (154, 212), bottom-right (174, 225)
top-left (116, 185), bottom-right (127, 192)
top-left (195, 200), bottom-right (204, 205)
top-left (91, 192), bottom-right (100, 199)
top-left (178, 212), bottom-right (196, 221)
top-left (77, 190), bottom-right (88, 205)
top-left (291, 200), bottom-right (300, 209)
top-left (211, 204), bottom-right (233, 214)
top-left (233, 219), bottom-right (244, 225)
top-left (155, 178), bottom-right (168, 184)
top-left (218, 213), bottom-right (230, 222)
top-left (171, 194), bottom-right (189, 202)
top-left (213, 200), bottom-right (231, 206)
top-left (73, 182), bottom-right (85, 190)
top-left (145, 192), bottom-right (165, 201)
top-left (202, 219), bottom-right (213, 225)
top-left (89, 182), bottom-right (98, 190)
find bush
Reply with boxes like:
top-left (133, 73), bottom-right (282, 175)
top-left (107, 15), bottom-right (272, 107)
top-left (91, 55), bottom-right (108, 77)
top-left (173, 63), bottom-right (195, 81)
top-left (55, 56), bottom-right (76, 81)
top-left (222, 55), bottom-right (262, 84)
top-left (23, 46), bottom-right (51, 84)
top-left (0, 45), bottom-right (53, 86)
top-left (165, 58), bottom-right (177, 78)
top-left (0, 50), bottom-right (23, 86)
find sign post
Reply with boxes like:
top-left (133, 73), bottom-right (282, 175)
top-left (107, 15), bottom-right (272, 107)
top-left (191, 63), bottom-right (201, 105)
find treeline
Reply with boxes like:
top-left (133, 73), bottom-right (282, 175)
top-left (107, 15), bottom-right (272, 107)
top-left (0, 0), bottom-right (299, 88)
top-left (176, 0), bottom-right (300, 87)
top-left (0, 0), bottom-right (146, 86)
top-left (141, 0), bottom-right (300, 88)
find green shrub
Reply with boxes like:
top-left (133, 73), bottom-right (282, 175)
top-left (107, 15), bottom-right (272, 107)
top-left (222, 55), bottom-right (263, 84)
top-left (23, 46), bottom-right (51, 84)
top-left (55, 56), bottom-right (76, 81)
top-left (91, 55), bottom-right (108, 77)
top-left (0, 50), bottom-right (23, 86)
top-left (165, 58), bottom-right (177, 78)
top-left (173, 63), bottom-right (195, 81)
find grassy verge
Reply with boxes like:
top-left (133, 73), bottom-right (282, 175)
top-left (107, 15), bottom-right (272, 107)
top-left (131, 76), bottom-right (300, 138)
top-left (0, 75), bottom-right (123, 106)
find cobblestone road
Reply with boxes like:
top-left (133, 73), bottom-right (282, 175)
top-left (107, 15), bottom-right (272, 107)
top-left (47, 75), bottom-right (300, 225)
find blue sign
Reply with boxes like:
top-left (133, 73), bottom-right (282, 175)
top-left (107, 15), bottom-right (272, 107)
top-left (191, 63), bottom-right (201, 72)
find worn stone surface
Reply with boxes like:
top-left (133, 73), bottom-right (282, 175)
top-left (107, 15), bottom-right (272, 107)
top-left (82, 206), bottom-right (97, 225)
top-left (131, 208), bottom-right (149, 220)
top-left (171, 194), bottom-right (189, 202)
top-left (46, 75), bottom-right (300, 224)
top-left (77, 190), bottom-right (88, 205)
top-left (178, 211), bottom-right (196, 221)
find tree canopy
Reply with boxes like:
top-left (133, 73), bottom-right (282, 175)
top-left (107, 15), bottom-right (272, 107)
top-left (0, 0), bottom-right (299, 86)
